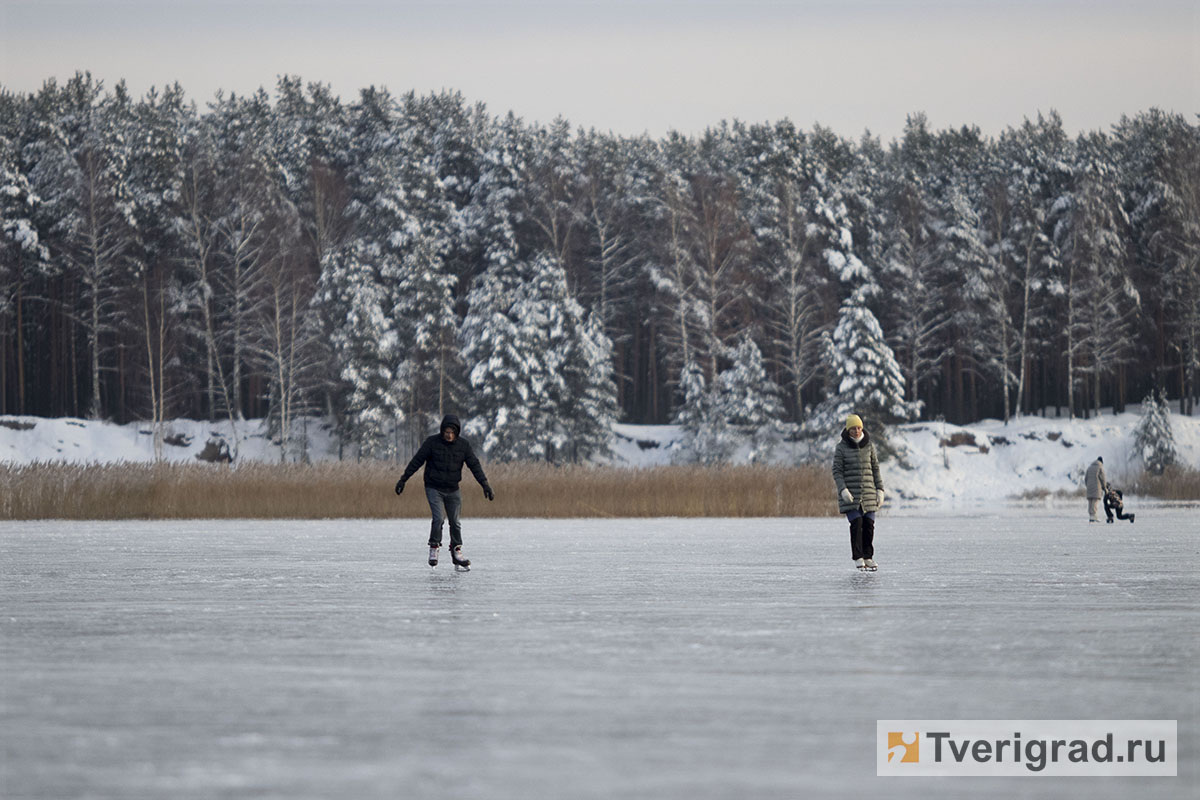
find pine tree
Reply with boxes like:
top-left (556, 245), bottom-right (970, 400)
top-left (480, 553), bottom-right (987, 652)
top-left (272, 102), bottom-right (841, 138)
top-left (0, 113), bottom-right (52, 415)
top-left (125, 84), bottom-right (192, 455)
top-left (738, 120), bottom-right (839, 423)
top-left (271, 76), bottom-right (352, 267)
top-left (879, 163), bottom-right (953, 413)
top-left (574, 129), bottom-right (650, 403)
top-left (1050, 132), bottom-right (1137, 418)
top-left (207, 90), bottom-right (293, 424)
top-left (520, 117), bottom-right (583, 282)
top-left (647, 133), bottom-right (704, 391)
top-left (650, 128), bottom-right (754, 389)
top-left (1133, 390), bottom-right (1177, 475)
top-left (26, 74), bottom-right (138, 419)
top-left (1116, 110), bottom-right (1200, 415)
top-left (940, 186), bottom-right (1017, 421)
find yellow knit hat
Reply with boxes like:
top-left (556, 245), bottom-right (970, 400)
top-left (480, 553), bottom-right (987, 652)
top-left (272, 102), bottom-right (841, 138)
top-left (845, 414), bottom-right (863, 430)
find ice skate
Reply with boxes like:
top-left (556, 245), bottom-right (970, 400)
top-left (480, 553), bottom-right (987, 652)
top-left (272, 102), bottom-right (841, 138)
top-left (428, 546), bottom-right (439, 567)
top-left (855, 558), bottom-right (867, 571)
top-left (451, 546), bottom-right (471, 571)
top-left (863, 558), bottom-right (878, 572)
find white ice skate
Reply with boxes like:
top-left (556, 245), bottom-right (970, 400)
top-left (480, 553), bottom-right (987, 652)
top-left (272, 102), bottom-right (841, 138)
top-left (451, 546), bottom-right (471, 571)
top-left (428, 546), bottom-right (439, 567)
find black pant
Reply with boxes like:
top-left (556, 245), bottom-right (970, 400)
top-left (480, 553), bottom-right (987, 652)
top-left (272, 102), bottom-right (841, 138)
top-left (1104, 502), bottom-right (1133, 523)
top-left (850, 515), bottom-right (874, 560)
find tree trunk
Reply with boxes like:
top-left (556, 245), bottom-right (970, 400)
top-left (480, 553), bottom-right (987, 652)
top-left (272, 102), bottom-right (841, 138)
top-left (1066, 266), bottom-right (1076, 420)
top-left (1014, 234), bottom-right (1035, 419)
top-left (16, 284), bottom-right (25, 414)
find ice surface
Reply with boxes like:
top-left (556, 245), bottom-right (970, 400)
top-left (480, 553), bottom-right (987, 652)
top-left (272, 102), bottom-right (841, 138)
top-left (3, 510), bottom-right (1196, 799)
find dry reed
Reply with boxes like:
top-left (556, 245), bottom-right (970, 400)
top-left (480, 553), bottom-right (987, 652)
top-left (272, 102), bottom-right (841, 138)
top-left (1128, 465), bottom-right (1200, 501)
top-left (0, 461), bottom-right (838, 520)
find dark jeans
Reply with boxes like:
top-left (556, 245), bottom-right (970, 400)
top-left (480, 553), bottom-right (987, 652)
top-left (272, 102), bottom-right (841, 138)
top-left (1105, 503), bottom-right (1133, 523)
top-left (847, 510), bottom-right (875, 560)
top-left (426, 486), bottom-right (463, 549)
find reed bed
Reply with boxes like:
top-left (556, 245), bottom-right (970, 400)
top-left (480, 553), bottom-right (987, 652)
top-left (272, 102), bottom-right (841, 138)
top-left (0, 461), bottom-right (838, 520)
top-left (1128, 465), bottom-right (1200, 501)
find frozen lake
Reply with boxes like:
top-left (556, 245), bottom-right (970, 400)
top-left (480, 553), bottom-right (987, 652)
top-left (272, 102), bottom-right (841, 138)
top-left (2, 509), bottom-right (1196, 799)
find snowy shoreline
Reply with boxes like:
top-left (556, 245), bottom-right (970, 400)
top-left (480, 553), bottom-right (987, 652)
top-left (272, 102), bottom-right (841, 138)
top-left (2, 409), bottom-right (1197, 507)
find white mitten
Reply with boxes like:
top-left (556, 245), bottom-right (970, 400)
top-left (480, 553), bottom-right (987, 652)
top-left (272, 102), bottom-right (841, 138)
top-left (877, 489), bottom-right (885, 506)
top-left (840, 488), bottom-right (853, 504)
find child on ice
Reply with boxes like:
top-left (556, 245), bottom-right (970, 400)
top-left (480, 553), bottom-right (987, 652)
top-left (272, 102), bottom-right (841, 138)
top-left (1104, 486), bottom-right (1135, 524)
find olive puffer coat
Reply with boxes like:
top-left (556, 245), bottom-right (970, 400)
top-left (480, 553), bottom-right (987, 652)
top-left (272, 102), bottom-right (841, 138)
top-left (832, 429), bottom-right (883, 513)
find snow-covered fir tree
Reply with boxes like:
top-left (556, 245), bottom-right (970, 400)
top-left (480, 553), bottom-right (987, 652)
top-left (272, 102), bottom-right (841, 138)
top-left (558, 308), bottom-right (619, 462)
top-left (1133, 390), bottom-right (1177, 475)
top-left (392, 233), bottom-right (462, 432)
top-left (316, 240), bottom-right (404, 456)
top-left (716, 334), bottom-right (788, 462)
top-left (671, 358), bottom-right (736, 465)
top-left (314, 86), bottom-right (463, 453)
top-left (814, 287), bottom-right (920, 432)
top-left (460, 251), bottom-right (615, 462)
top-left (671, 335), bottom-right (787, 464)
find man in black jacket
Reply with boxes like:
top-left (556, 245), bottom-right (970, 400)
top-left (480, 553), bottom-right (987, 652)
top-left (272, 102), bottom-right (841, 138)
top-left (395, 414), bottom-right (494, 568)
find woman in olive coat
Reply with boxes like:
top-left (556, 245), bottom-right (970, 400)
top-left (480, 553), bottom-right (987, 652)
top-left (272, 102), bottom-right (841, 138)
top-left (831, 414), bottom-right (885, 571)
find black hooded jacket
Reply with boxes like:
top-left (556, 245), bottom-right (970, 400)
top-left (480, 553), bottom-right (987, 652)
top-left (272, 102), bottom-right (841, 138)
top-left (399, 414), bottom-right (489, 492)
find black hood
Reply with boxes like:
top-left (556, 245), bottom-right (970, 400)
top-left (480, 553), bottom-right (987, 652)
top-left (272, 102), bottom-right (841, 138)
top-left (440, 415), bottom-right (461, 435)
top-left (841, 428), bottom-right (870, 448)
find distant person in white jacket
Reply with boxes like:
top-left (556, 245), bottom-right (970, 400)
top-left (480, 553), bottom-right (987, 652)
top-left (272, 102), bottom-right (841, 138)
top-left (1084, 457), bottom-right (1107, 523)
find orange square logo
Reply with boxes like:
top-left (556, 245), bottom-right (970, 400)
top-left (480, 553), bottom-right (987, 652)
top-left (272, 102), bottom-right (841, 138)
top-left (887, 731), bottom-right (919, 763)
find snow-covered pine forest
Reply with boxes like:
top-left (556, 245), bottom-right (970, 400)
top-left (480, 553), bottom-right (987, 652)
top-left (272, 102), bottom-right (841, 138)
top-left (2, 74), bottom-right (1198, 463)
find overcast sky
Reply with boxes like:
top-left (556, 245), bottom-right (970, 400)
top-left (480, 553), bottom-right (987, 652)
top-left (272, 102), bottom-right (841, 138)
top-left (2, 0), bottom-right (1196, 141)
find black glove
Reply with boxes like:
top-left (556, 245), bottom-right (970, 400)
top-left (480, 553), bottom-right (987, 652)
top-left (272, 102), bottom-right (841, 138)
top-left (394, 479), bottom-right (405, 495)
top-left (483, 485), bottom-right (495, 502)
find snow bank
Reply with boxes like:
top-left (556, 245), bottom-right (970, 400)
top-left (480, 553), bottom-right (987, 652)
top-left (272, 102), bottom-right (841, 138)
top-left (0, 417), bottom-right (341, 466)
top-left (2, 410), bottom-right (1197, 505)
top-left (885, 411), bottom-right (1200, 504)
